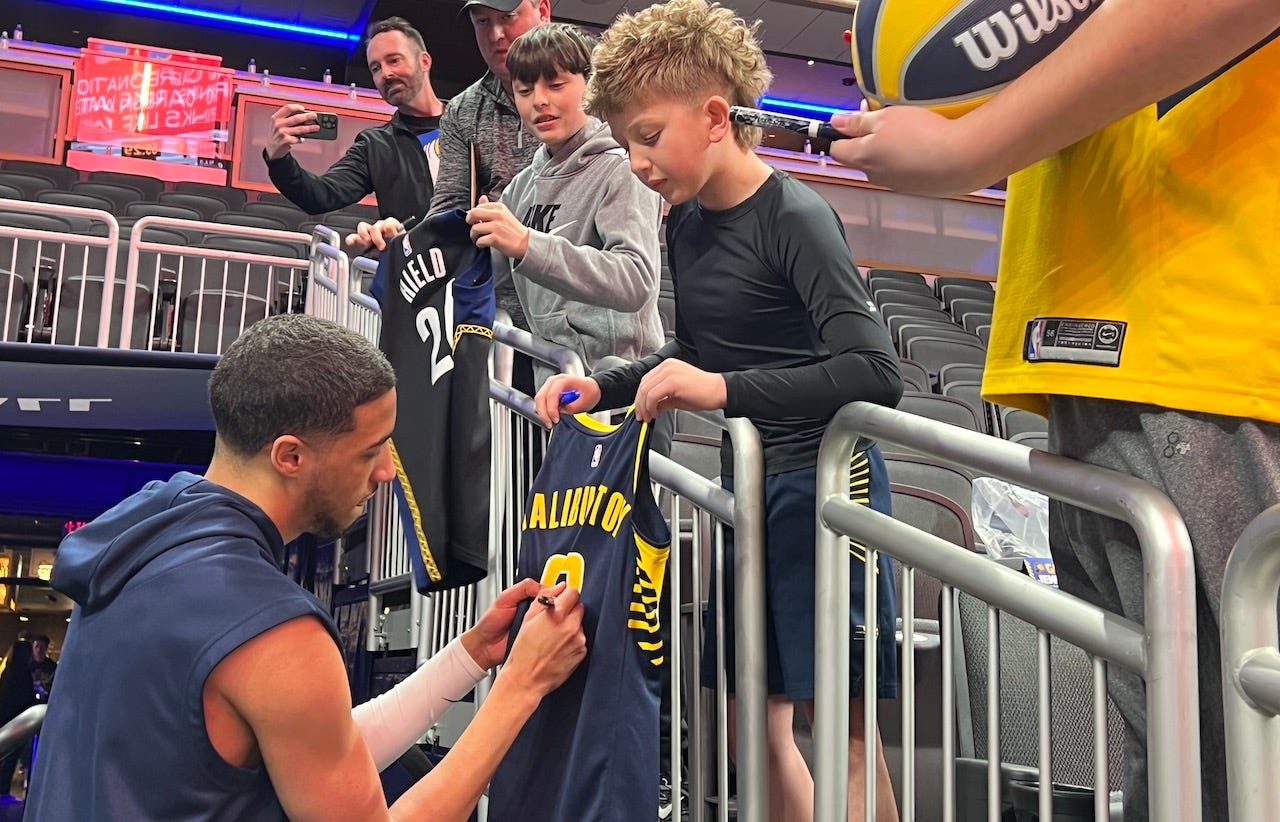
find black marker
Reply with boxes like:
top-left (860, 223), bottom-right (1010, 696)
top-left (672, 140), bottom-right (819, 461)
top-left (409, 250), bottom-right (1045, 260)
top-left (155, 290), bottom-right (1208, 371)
top-left (728, 106), bottom-right (844, 142)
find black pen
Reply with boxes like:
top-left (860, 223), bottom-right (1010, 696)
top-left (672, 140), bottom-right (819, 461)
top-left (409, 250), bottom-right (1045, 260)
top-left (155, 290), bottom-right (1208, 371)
top-left (728, 106), bottom-right (844, 142)
top-left (536, 594), bottom-right (556, 608)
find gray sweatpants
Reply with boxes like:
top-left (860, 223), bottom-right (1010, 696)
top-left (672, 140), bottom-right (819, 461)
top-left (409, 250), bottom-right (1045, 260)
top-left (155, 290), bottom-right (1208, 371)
top-left (1048, 396), bottom-right (1280, 822)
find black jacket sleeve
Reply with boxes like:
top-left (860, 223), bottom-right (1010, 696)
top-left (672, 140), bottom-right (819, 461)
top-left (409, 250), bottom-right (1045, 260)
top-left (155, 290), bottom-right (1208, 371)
top-left (721, 205), bottom-right (902, 419)
top-left (263, 132), bottom-right (376, 216)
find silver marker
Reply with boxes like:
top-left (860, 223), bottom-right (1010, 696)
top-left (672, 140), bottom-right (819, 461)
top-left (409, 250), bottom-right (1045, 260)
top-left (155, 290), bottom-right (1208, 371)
top-left (728, 106), bottom-right (844, 141)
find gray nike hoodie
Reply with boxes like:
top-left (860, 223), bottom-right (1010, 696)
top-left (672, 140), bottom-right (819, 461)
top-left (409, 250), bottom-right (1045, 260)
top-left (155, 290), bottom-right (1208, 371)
top-left (496, 118), bottom-right (664, 383)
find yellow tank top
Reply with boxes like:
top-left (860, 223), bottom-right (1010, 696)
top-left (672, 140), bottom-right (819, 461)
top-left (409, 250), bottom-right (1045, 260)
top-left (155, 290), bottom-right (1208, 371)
top-left (983, 36), bottom-right (1280, 423)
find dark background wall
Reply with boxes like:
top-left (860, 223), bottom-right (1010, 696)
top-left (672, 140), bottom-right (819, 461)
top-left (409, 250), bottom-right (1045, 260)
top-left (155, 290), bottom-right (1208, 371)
top-left (8, 0), bottom-right (508, 100)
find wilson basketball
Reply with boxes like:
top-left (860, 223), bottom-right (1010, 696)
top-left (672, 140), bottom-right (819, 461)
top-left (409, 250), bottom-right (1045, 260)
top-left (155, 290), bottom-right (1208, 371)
top-left (851, 0), bottom-right (1102, 117)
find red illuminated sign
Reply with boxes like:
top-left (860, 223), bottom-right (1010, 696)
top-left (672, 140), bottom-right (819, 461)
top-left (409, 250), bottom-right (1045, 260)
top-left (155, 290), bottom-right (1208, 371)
top-left (70, 39), bottom-right (232, 159)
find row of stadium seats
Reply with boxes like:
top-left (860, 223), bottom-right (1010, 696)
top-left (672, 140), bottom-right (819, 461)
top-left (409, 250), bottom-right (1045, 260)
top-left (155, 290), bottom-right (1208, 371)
top-left (0, 159), bottom-right (377, 234)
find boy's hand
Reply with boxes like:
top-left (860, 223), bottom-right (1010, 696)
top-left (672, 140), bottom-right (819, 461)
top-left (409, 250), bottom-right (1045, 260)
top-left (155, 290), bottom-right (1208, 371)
top-left (534, 375), bottom-right (599, 427)
top-left (344, 217), bottom-right (404, 252)
top-left (634, 360), bottom-right (726, 422)
top-left (467, 198), bottom-right (530, 259)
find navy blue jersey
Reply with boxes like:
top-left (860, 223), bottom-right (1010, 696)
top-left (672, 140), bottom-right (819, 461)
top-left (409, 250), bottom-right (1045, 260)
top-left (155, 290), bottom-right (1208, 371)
top-left (488, 412), bottom-right (671, 822)
top-left (374, 209), bottom-right (494, 593)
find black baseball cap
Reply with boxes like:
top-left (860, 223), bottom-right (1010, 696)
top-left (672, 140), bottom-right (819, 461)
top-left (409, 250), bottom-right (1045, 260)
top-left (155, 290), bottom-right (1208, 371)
top-left (458, 0), bottom-right (524, 16)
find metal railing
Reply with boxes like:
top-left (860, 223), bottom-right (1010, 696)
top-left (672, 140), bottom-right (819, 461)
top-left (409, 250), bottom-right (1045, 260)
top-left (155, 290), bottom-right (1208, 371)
top-left (0, 199), bottom-right (119, 346)
top-left (121, 217), bottom-right (310, 354)
top-left (813, 402), bottom-right (1200, 821)
top-left (320, 240), bottom-right (774, 819)
top-left (1222, 504), bottom-right (1280, 819)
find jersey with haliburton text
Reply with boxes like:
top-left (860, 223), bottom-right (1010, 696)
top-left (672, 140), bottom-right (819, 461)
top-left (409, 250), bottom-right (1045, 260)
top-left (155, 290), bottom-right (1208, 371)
top-left (487, 412), bottom-right (671, 822)
top-left (373, 209), bottom-right (494, 593)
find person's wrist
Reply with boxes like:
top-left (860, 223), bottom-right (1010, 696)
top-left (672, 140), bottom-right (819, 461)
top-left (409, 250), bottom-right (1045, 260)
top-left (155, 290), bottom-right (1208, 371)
top-left (458, 627), bottom-right (490, 670)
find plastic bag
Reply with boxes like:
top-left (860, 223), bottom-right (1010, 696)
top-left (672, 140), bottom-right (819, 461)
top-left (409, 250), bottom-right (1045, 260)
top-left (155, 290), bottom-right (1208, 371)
top-left (971, 477), bottom-right (1050, 560)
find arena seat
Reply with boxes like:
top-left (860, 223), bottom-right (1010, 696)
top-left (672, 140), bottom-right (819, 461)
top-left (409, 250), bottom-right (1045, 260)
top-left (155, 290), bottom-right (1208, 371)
top-left (888, 316), bottom-right (958, 353)
top-left (1, 271), bottom-right (28, 342)
top-left (0, 172), bottom-right (56, 200)
top-left (242, 201), bottom-right (310, 229)
top-left (951, 590), bottom-right (1126, 821)
top-left (999, 407), bottom-right (1048, 441)
top-left (871, 278), bottom-right (933, 302)
top-left (212, 211), bottom-right (289, 231)
top-left (940, 284), bottom-right (996, 314)
top-left (897, 358), bottom-right (931, 395)
top-left (889, 484), bottom-right (977, 618)
top-left (937, 362), bottom-right (984, 392)
top-left (34, 192), bottom-right (115, 229)
top-left (177, 290), bottom-right (269, 354)
top-left (53, 275), bottom-right (153, 348)
top-left (1, 160), bottom-right (79, 189)
top-left (884, 455), bottom-right (974, 516)
top-left (902, 337), bottom-right (987, 384)
top-left (1009, 431), bottom-right (1048, 451)
top-left (949, 297), bottom-right (994, 323)
top-left (71, 181), bottom-right (144, 214)
top-left (867, 268), bottom-right (928, 289)
top-left (157, 192), bottom-right (227, 221)
top-left (895, 392), bottom-right (982, 434)
top-left (875, 288), bottom-right (942, 310)
top-left (934, 275), bottom-right (993, 299)
top-left (960, 311), bottom-right (993, 334)
top-left (86, 171), bottom-right (165, 201)
top-left (173, 181), bottom-right (247, 211)
top-left (0, 183), bottom-right (22, 201)
top-left (941, 380), bottom-right (991, 435)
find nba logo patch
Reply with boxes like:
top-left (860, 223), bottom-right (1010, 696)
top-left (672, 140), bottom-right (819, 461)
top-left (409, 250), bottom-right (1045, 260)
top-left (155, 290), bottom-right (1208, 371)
top-left (590, 443), bottom-right (603, 468)
top-left (402, 234), bottom-right (412, 256)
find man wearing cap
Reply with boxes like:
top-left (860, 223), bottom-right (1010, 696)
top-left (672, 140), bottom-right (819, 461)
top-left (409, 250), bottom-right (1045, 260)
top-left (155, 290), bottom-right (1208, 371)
top-left (430, 0), bottom-right (551, 332)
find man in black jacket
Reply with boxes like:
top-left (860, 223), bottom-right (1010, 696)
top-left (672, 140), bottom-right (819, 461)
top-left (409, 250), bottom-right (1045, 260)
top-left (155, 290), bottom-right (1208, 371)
top-left (264, 17), bottom-right (444, 247)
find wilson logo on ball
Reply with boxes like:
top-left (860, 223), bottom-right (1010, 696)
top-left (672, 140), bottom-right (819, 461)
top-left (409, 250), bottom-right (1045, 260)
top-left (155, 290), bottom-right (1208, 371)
top-left (852, 0), bottom-right (1102, 117)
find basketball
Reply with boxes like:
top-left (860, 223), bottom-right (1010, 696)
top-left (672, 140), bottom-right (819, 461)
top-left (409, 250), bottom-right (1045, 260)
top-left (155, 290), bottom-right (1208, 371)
top-left (850, 0), bottom-right (1102, 117)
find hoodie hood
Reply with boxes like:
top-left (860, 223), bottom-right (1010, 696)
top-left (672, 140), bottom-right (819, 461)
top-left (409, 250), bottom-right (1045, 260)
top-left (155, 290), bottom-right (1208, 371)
top-left (529, 118), bottom-right (620, 179)
top-left (52, 472), bottom-right (284, 612)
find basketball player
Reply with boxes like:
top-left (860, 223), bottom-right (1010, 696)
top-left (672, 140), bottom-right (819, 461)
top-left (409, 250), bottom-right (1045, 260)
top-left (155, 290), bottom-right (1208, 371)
top-left (537, 1), bottom-right (905, 819)
top-left (27, 315), bottom-right (587, 821)
top-left (828, 4), bottom-right (1280, 820)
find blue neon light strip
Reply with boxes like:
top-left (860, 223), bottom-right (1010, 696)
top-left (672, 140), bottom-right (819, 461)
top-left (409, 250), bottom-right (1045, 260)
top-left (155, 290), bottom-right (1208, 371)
top-left (760, 97), bottom-right (846, 117)
top-left (58, 0), bottom-right (361, 43)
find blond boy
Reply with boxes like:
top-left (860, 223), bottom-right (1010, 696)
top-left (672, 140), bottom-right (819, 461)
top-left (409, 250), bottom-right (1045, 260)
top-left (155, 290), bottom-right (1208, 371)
top-left (536, 1), bottom-right (904, 819)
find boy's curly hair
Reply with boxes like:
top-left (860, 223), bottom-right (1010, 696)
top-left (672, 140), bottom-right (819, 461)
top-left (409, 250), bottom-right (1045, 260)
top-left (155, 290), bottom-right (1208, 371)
top-left (585, 0), bottom-right (773, 148)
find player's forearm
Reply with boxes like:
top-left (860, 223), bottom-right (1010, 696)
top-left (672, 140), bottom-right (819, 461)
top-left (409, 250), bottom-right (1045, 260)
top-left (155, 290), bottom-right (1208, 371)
top-left (956, 0), bottom-right (1280, 186)
top-left (387, 675), bottom-right (540, 822)
top-left (352, 638), bottom-right (486, 771)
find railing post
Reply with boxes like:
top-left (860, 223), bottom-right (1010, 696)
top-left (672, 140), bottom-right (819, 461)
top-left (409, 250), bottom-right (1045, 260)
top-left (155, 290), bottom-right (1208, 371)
top-left (1221, 505), bottom-right (1280, 819)
top-left (812, 401), bottom-right (1201, 822)
top-left (813, 409), bottom-right (859, 819)
top-left (725, 419), bottom-right (767, 822)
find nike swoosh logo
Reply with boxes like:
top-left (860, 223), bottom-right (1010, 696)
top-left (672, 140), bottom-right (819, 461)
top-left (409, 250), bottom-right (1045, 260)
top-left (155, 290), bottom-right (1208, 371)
top-left (547, 220), bottom-right (578, 237)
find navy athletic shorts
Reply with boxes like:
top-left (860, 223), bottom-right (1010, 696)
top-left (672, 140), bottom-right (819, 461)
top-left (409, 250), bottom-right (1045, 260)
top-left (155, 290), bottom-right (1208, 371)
top-left (700, 445), bottom-right (899, 701)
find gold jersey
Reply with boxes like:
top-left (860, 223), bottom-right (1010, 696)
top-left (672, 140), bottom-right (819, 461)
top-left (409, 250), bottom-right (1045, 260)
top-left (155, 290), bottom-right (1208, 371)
top-left (983, 35), bottom-right (1280, 423)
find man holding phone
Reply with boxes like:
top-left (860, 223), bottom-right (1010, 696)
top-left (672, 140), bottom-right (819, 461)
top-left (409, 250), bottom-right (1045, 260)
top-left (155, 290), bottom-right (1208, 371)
top-left (264, 17), bottom-right (445, 248)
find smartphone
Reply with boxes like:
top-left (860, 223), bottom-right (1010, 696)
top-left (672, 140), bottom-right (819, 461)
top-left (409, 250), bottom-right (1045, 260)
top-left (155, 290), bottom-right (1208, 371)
top-left (310, 111), bottom-right (339, 140)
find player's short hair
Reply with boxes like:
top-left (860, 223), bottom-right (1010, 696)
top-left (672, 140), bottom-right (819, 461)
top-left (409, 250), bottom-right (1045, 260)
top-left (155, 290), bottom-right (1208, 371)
top-left (585, 0), bottom-right (772, 148)
top-left (507, 22), bottom-right (596, 86)
top-left (209, 315), bottom-right (396, 458)
top-left (365, 16), bottom-right (428, 55)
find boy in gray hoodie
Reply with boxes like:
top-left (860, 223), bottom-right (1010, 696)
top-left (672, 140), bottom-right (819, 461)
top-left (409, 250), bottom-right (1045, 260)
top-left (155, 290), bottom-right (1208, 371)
top-left (466, 23), bottom-right (664, 386)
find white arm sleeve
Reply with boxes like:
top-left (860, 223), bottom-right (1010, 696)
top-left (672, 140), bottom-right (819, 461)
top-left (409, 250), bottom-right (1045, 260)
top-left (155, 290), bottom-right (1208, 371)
top-left (350, 636), bottom-right (488, 771)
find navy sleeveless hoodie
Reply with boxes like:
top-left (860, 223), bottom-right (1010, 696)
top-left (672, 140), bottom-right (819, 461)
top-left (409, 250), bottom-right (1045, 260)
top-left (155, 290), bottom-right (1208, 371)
top-left (26, 472), bottom-right (337, 821)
